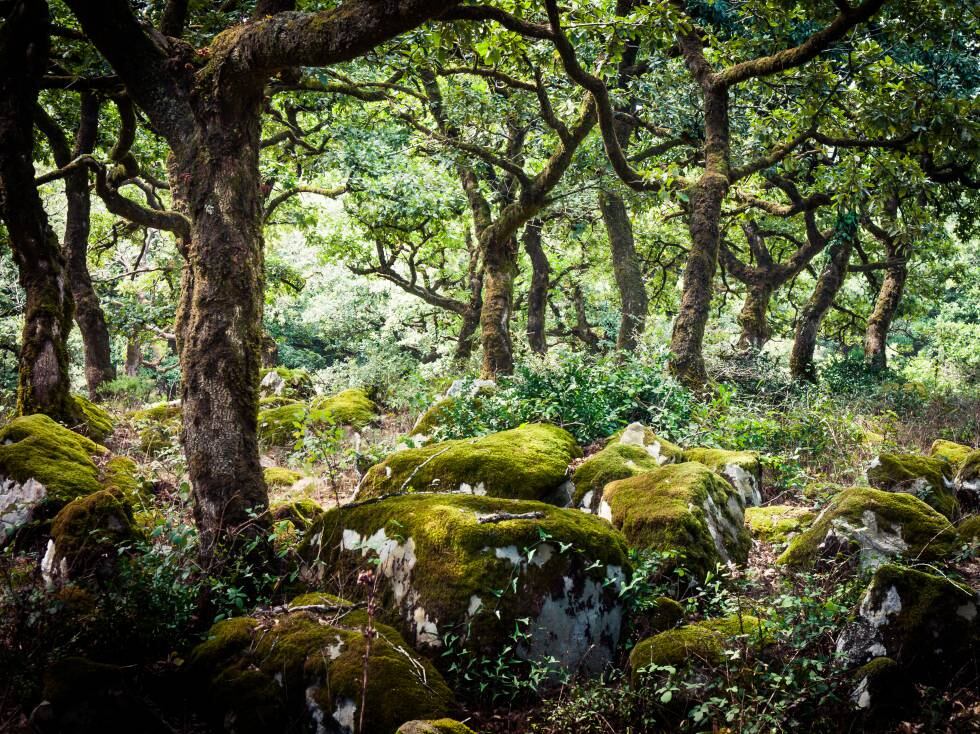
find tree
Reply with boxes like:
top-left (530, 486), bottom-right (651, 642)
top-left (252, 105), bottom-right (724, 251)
top-left (64, 0), bottom-right (463, 560)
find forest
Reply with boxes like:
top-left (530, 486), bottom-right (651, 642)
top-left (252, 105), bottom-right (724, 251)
top-left (0, 0), bottom-right (978, 732)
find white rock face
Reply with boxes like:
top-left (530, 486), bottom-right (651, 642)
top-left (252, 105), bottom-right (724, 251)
top-left (0, 476), bottom-right (46, 545)
top-left (618, 422), bottom-right (672, 464)
top-left (260, 369), bottom-right (287, 396)
top-left (446, 378), bottom-right (496, 397)
top-left (40, 538), bottom-right (67, 589)
top-left (821, 510), bottom-right (907, 570)
top-left (721, 463), bottom-right (762, 507)
top-left (331, 697), bottom-right (357, 734)
top-left (701, 490), bottom-right (746, 563)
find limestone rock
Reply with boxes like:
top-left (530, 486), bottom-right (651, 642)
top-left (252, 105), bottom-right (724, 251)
top-left (778, 487), bottom-right (957, 570)
top-left (188, 605), bottom-right (455, 734)
top-left (259, 366), bottom-right (314, 399)
top-left (867, 452), bottom-right (957, 519)
top-left (357, 423), bottom-right (581, 504)
top-left (954, 449), bottom-right (980, 510)
top-left (397, 720), bottom-right (478, 734)
top-left (300, 493), bottom-right (629, 673)
top-left (683, 447), bottom-right (763, 507)
top-left (744, 505), bottom-right (815, 544)
top-left (601, 462), bottom-right (751, 578)
top-left (929, 439), bottom-right (974, 469)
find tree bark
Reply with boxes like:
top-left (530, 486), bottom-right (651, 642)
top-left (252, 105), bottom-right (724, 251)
top-left (737, 283), bottom-right (773, 350)
top-left (523, 219), bottom-right (549, 354)
top-left (59, 94), bottom-right (117, 397)
top-left (669, 84), bottom-right (730, 385)
top-left (124, 332), bottom-right (142, 377)
top-left (790, 222), bottom-right (855, 382)
top-left (480, 234), bottom-right (519, 377)
top-left (863, 260), bottom-right (907, 371)
top-left (599, 190), bottom-right (647, 351)
top-left (0, 0), bottom-right (76, 422)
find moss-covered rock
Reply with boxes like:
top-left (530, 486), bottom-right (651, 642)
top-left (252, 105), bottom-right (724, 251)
top-left (802, 481), bottom-right (849, 503)
top-left (867, 453), bottom-right (957, 519)
top-left (600, 462), bottom-right (751, 578)
top-left (573, 423), bottom-right (682, 511)
top-left (271, 498), bottom-right (324, 531)
top-left (0, 415), bottom-right (110, 543)
top-left (69, 394), bottom-right (114, 443)
top-left (777, 487), bottom-right (957, 570)
top-left (929, 439), bottom-right (973, 469)
top-left (313, 388), bottom-right (377, 429)
top-left (42, 489), bottom-right (138, 586)
top-left (102, 456), bottom-right (146, 504)
top-left (958, 514), bottom-right (980, 544)
top-left (683, 447), bottom-right (763, 506)
top-left (300, 493), bottom-right (629, 672)
top-left (744, 505), bottom-right (815, 544)
top-left (397, 720), bottom-right (478, 734)
top-left (358, 423), bottom-right (581, 504)
top-left (188, 608), bottom-right (455, 734)
top-left (130, 401), bottom-right (181, 423)
top-left (848, 656), bottom-right (915, 719)
top-left (131, 402), bottom-right (181, 457)
top-left (256, 400), bottom-right (304, 446)
top-left (628, 614), bottom-right (768, 680)
top-left (410, 397), bottom-right (457, 438)
top-left (259, 366), bottom-right (314, 400)
top-left (837, 564), bottom-right (979, 687)
top-left (954, 449), bottom-right (980, 510)
top-left (263, 466), bottom-right (302, 488)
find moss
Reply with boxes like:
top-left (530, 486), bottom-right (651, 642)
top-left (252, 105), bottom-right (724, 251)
top-left (867, 453), bottom-right (957, 519)
top-left (682, 447), bottom-right (762, 504)
top-left (647, 596), bottom-right (684, 633)
top-left (397, 720), bottom-right (478, 734)
top-left (258, 395), bottom-right (296, 409)
top-left (263, 466), bottom-right (302, 488)
top-left (131, 402), bottom-right (181, 457)
top-left (300, 492), bottom-right (629, 670)
top-left (358, 423), bottom-right (581, 503)
top-left (629, 614), bottom-right (769, 680)
top-left (602, 462), bottom-right (750, 578)
top-left (929, 439), bottom-right (973, 469)
top-left (130, 401), bottom-right (181, 423)
top-left (744, 505), bottom-right (815, 544)
top-left (256, 401), bottom-right (304, 446)
top-left (410, 397), bottom-right (457, 437)
top-left (69, 394), bottom-right (114, 443)
top-left (777, 487), bottom-right (957, 569)
top-left (287, 592), bottom-right (352, 608)
top-left (102, 456), bottom-right (146, 503)
top-left (49, 488), bottom-right (138, 582)
top-left (956, 449), bottom-right (980, 492)
top-left (0, 414), bottom-right (106, 503)
top-left (958, 514), bottom-right (980, 544)
top-left (312, 388), bottom-right (377, 429)
top-left (572, 442), bottom-right (667, 510)
top-left (259, 366), bottom-right (314, 399)
top-left (189, 610), bottom-right (454, 734)
top-left (270, 498), bottom-right (323, 531)
top-left (802, 481), bottom-right (849, 502)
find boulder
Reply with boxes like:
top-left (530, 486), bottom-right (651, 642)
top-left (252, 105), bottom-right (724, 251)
top-left (866, 453), bottom-right (957, 519)
top-left (958, 515), bottom-right (980, 544)
top-left (0, 415), bottom-right (107, 543)
top-left (258, 366), bottom-right (314, 399)
top-left (270, 498), bottom-right (324, 532)
top-left (836, 563), bottom-right (979, 687)
top-left (397, 720), bottom-right (478, 734)
top-left (130, 402), bottom-right (181, 457)
top-left (929, 439), bottom-right (973, 469)
top-left (682, 447), bottom-right (762, 506)
top-left (188, 606), bottom-right (455, 734)
top-left (258, 389), bottom-right (378, 446)
top-left (357, 423), bottom-right (581, 504)
top-left (313, 388), bottom-right (377, 429)
top-left (847, 657), bottom-right (915, 720)
top-left (69, 394), bottom-right (114, 444)
top-left (257, 401), bottom-right (305, 446)
top-left (778, 487), bottom-right (957, 570)
top-left (410, 397), bottom-right (457, 439)
top-left (263, 467), bottom-right (303, 488)
top-left (744, 505), bottom-right (815, 544)
top-left (300, 493), bottom-right (629, 673)
top-left (954, 449), bottom-right (980, 509)
top-left (41, 489), bottom-right (139, 587)
top-left (600, 462), bottom-right (751, 577)
top-left (628, 614), bottom-right (768, 681)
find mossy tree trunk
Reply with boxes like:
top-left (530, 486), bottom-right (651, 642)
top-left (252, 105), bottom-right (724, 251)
top-left (36, 93), bottom-right (117, 399)
top-left (736, 283), bottom-right (774, 350)
top-left (0, 0), bottom-right (77, 423)
top-left (67, 0), bottom-right (463, 561)
top-left (523, 219), bottom-right (549, 355)
top-left (790, 216), bottom-right (856, 382)
top-left (863, 261), bottom-right (907, 371)
top-left (480, 233), bottom-right (519, 376)
top-left (599, 190), bottom-right (647, 351)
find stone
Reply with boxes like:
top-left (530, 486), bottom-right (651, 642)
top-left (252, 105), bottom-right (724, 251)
top-left (357, 423), bottom-right (581, 504)
top-left (867, 452), bottom-right (957, 519)
top-left (683, 447), bottom-right (763, 507)
top-left (300, 493), bottom-right (629, 673)
top-left (600, 462), bottom-right (751, 578)
top-left (744, 505), bottom-right (815, 544)
top-left (778, 487), bottom-right (957, 570)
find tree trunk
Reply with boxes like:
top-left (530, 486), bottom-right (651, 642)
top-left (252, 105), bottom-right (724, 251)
top-left (124, 332), bottom-right (142, 377)
top-left (0, 0), bottom-right (76, 422)
top-left (863, 261), bottom-right (907, 371)
top-left (64, 94), bottom-right (116, 398)
top-left (599, 190), bottom-right (647, 351)
top-left (480, 234), bottom-right (519, 377)
top-left (669, 86), bottom-right (730, 386)
top-left (790, 227), bottom-right (854, 382)
top-left (523, 220), bottom-right (549, 355)
top-left (736, 282), bottom-right (773, 350)
top-left (172, 99), bottom-right (269, 562)
top-left (453, 305), bottom-right (481, 364)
